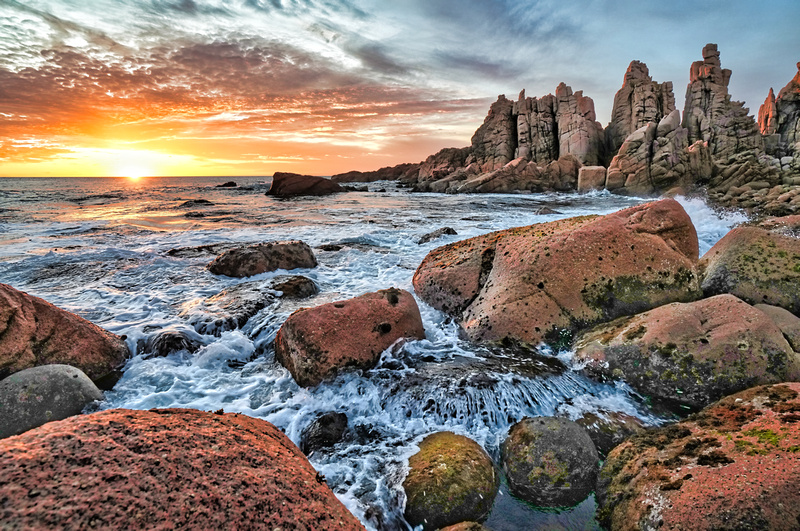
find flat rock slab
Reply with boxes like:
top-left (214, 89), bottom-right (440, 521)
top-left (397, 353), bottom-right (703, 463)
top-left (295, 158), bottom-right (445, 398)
top-left (0, 408), bottom-right (365, 530)
top-left (207, 240), bottom-right (317, 278)
top-left (575, 294), bottom-right (800, 411)
top-left (274, 288), bottom-right (425, 387)
top-left (0, 364), bottom-right (103, 439)
top-left (0, 283), bottom-right (129, 382)
top-left (598, 383), bottom-right (800, 530)
top-left (413, 198), bottom-right (701, 346)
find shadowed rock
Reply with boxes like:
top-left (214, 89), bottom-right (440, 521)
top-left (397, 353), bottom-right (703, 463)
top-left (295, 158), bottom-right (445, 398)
top-left (0, 364), bottom-right (103, 439)
top-left (266, 172), bottom-right (344, 197)
top-left (300, 412), bottom-right (348, 455)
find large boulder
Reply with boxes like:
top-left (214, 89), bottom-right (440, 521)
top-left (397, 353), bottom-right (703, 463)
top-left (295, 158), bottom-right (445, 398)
top-left (0, 283), bottom-right (129, 382)
top-left (274, 288), bottom-right (425, 387)
top-left (403, 432), bottom-right (499, 530)
top-left (413, 199), bottom-right (701, 346)
top-left (266, 172), bottom-right (344, 197)
top-left (597, 383), bottom-right (800, 530)
top-left (575, 294), bottom-right (800, 411)
top-left (206, 240), bottom-right (317, 278)
top-left (501, 417), bottom-right (599, 507)
top-left (700, 226), bottom-right (800, 314)
top-left (755, 303), bottom-right (800, 351)
top-left (605, 60), bottom-right (677, 158)
top-left (0, 408), bottom-right (365, 529)
top-left (0, 364), bottom-right (103, 439)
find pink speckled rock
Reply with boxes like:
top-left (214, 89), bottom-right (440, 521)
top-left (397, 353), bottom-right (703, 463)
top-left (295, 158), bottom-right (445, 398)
top-left (0, 283), bottom-right (129, 382)
top-left (598, 383), bottom-right (800, 530)
top-left (275, 288), bottom-right (425, 387)
top-left (0, 408), bottom-right (365, 530)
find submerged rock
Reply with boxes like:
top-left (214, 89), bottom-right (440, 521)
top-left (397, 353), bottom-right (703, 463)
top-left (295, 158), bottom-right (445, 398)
top-left (403, 432), bottom-right (498, 530)
top-left (0, 364), bottom-right (103, 439)
top-left (274, 288), bottom-right (425, 387)
top-left (700, 226), bottom-right (800, 314)
top-left (215, 181), bottom-right (237, 187)
top-left (597, 383), bottom-right (800, 530)
top-left (417, 227), bottom-right (458, 244)
top-left (300, 411), bottom-right (348, 455)
top-left (0, 283), bottom-right (129, 382)
top-left (413, 199), bottom-right (701, 346)
top-left (501, 417), bottom-right (599, 507)
top-left (140, 329), bottom-right (202, 358)
top-left (266, 172), bottom-right (343, 197)
top-left (0, 408), bottom-right (365, 529)
top-left (575, 294), bottom-right (800, 411)
top-left (206, 240), bottom-right (317, 278)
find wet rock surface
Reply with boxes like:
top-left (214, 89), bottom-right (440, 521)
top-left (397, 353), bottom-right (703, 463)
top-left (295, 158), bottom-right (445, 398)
top-left (206, 240), bottom-right (317, 278)
top-left (700, 226), bottom-right (800, 314)
top-left (266, 172), bottom-right (344, 197)
top-left (0, 283), bottom-right (129, 382)
top-left (274, 288), bottom-right (425, 386)
top-left (403, 431), bottom-right (499, 530)
top-left (597, 383), bottom-right (800, 531)
top-left (140, 329), bottom-right (202, 357)
top-left (300, 411), bottom-right (348, 455)
top-left (501, 417), bottom-right (599, 507)
top-left (575, 294), bottom-right (800, 411)
top-left (417, 227), bottom-right (457, 244)
top-left (0, 364), bottom-right (103, 439)
top-left (413, 199), bottom-right (701, 346)
top-left (0, 408), bottom-right (365, 530)
top-left (574, 411), bottom-right (645, 458)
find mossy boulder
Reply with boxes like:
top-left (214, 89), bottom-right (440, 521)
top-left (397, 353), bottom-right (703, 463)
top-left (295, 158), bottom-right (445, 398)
top-left (597, 383), bottom-right (800, 530)
top-left (575, 294), bottom-right (800, 411)
top-left (413, 199), bottom-right (701, 347)
top-left (501, 417), bottom-right (599, 507)
top-left (403, 432), bottom-right (499, 530)
top-left (700, 226), bottom-right (800, 315)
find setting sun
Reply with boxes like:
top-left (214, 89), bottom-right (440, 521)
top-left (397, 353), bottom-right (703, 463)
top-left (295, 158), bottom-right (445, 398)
top-left (118, 166), bottom-right (150, 179)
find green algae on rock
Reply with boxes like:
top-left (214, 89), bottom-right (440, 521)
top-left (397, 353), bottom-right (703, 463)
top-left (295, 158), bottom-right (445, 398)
top-left (403, 431), bottom-right (499, 530)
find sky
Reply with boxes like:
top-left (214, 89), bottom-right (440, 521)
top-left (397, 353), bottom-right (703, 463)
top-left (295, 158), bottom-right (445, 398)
top-left (1, 0), bottom-right (798, 178)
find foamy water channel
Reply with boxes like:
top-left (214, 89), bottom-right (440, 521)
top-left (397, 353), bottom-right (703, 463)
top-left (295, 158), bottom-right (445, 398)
top-left (0, 177), bottom-right (747, 529)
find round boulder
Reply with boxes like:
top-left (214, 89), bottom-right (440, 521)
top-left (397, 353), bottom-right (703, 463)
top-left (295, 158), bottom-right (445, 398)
top-left (0, 408), bottom-right (365, 530)
top-left (300, 411), bottom-right (348, 455)
top-left (501, 417), bottom-right (599, 507)
top-left (598, 383), bottom-right (800, 530)
top-left (206, 240), bottom-right (317, 278)
top-left (575, 294), bottom-right (800, 410)
top-left (403, 432), bottom-right (499, 530)
top-left (0, 364), bottom-right (104, 439)
top-left (274, 288), bottom-right (425, 387)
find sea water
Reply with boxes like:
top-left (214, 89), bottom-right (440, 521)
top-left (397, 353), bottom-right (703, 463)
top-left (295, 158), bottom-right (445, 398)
top-left (0, 177), bottom-right (747, 530)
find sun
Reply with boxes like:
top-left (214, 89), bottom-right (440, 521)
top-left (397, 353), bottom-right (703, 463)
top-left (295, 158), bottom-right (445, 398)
top-left (117, 165), bottom-right (151, 180)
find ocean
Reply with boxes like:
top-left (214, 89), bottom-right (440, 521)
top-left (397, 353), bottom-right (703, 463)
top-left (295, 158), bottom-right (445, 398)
top-left (0, 176), bottom-right (746, 530)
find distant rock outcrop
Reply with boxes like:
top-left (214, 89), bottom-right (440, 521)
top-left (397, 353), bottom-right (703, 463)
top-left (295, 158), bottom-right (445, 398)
top-left (760, 62), bottom-right (800, 167)
top-left (682, 44), bottom-right (762, 160)
top-left (332, 163), bottom-right (420, 183)
top-left (606, 61), bottom-right (676, 158)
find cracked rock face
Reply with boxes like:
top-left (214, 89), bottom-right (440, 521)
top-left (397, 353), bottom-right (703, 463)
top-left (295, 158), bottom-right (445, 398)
top-left (605, 60), bottom-right (676, 158)
top-left (760, 63), bottom-right (800, 160)
top-left (412, 199), bottom-right (701, 346)
top-left (682, 43), bottom-right (762, 160)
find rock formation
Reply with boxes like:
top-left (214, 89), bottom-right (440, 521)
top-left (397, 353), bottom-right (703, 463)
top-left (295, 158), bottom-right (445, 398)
top-left (606, 61), bottom-right (676, 157)
top-left (274, 288), bottom-right (425, 386)
top-left (332, 162), bottom-right (420, 183)
top-left (403, 432), bottom-right (498, 530)
top-left (471, 95), bottom-right (517, 172)
top-left (760, 62), bottom-right (800, 164)
top-left (0, 283), bottom-right (130, 382)
top-left (597, 383), bottom-right (800, 530)
top-left (682, 43), bottom-right (762, 160)
top-left (575, 294), bottom-right (800, 410)
top-left (0, 408), bottom-right (366, 530)
top-left (413, 199), bottom-right (701, 346)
